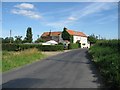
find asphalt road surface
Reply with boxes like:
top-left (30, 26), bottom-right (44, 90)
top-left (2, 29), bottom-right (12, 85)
top-left (2, 49), bottom-right (103, 88)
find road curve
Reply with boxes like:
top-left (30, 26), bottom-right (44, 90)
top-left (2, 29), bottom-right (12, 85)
top-left (2, 48), bottom-right (103, 88)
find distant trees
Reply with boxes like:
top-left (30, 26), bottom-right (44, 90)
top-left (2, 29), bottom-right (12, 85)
top-left (2, 36), bottom-right (22, 44)
top-left (2, 37), bottom-right (14, 43)
top-left (2, 27), bottom-right (33, 44)
top-left (14, 36), bottom-right (22, 44)
top-left (23, 27), bottom-right (33, 43)
top-left (88, 34), bottom-right (98, 44)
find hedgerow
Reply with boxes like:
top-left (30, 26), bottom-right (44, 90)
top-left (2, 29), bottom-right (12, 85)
top-left (2, 43), bottom-right (64, 51)
top-left (68, 43), bottom-right (80, 49)
top-left (89, 39), bottom-right (120, 88)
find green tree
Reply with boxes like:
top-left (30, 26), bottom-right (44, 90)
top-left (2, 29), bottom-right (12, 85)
top-left (24, 27), bottom-right (33, 43)
top-left (88, 34), bottom-right (98, 44)
top-left (14, 36), bottom-right (22, 44)
top-left (62, 27), bottom-right (70, 41)
top-left (2, 37), bottom-right (14, 43)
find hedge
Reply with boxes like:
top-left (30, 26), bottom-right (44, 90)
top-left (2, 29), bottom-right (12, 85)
top-left (37, 45), bottom-right (64, 51)
top-left (89, 40), bottom-right (120, 88)
top-left (2, 43), bottom-right (64, 51)
top-left (2, 44), bottom-right (19, 51)
top-left (68, 43), bottom-right (80, 49)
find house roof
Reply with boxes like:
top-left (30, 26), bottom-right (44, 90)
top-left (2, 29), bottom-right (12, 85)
top-left (66, 30), bottom-right (87, 37)
top-left (41, 29), bottom-right (87, 37)
top-left (41, 32), bottom-right (62, 37)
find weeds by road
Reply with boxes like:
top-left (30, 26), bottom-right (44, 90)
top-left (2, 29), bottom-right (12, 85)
top-left (2, 48), bottom-right (46, 72)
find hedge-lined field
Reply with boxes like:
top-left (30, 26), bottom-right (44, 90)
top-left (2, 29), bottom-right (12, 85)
top-left (2, 44), bottom-right (64, 51)
top-left (89, 40), bottom-right (120, 88)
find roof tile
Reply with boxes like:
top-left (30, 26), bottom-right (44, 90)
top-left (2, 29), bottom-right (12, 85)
top-left (66, 30), bottom-right (87, 37)
top-left (41, 32), bottom-right (62, 37)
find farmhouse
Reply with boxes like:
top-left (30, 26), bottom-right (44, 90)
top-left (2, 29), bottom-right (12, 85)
top-left (41, 27), bottom-right (90, 48)
top-left (41, 31), bottom-right (62, 42)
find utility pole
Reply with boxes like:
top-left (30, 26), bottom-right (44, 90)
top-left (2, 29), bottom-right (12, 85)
top-left (99, 35), bottom-right (100, 40)
top-left (10, 30), bottom-right (12, 44)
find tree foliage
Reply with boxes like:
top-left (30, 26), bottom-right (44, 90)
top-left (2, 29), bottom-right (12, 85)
top-left (24, 27), bottom-right (33, 43)
top-left (14, 36), bottom-right (22, 44)
top-left (88, 34), bottom-right (98, 44)
top-left (62, 27), bottom-right (70, 41)
top-left (2, 37), bottom-right (14, 43)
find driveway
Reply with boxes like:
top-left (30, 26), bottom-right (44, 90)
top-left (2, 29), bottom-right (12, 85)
top-left (2, 48), bottom-right (103, 88)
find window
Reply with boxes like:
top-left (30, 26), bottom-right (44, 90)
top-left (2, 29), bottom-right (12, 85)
top-left (82, 43), bottom-right (85, 45)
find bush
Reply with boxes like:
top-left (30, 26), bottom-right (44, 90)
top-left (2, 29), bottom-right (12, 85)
top-left (2, 43), bottom-right (19, 51)
top-left (68, 43), bottom-right (79, 49)
top-left (37, 45), bottom-right (64, 51)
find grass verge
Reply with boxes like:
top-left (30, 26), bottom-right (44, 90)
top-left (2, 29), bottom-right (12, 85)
top-left (2, 48), bottom-right (46, 72)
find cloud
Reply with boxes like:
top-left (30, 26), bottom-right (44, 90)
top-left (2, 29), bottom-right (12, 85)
top-left (14, 3), bottom-right (34, 9)
top-left (68, 16), bottom-right (77, 21)
top-left (45, 2), bottom-right (115, 28)
top-left (95, 15), bottom-right (118, 24)
top-left (11, 9), bottom-right (41, 19)
top-left (70, 2), bottom-right (114, 19)
top-left (12, 3), bottom-right (42, 19)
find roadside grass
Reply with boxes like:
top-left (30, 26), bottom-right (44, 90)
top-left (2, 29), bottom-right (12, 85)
top-left (2, 48), bottom-right (46, 72)
top-left (89, 40), bottom-right (120, 88)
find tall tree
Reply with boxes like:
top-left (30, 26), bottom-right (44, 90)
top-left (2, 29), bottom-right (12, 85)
top-left (62, 27), bottom-right (71, 41)
top-left (24, 27), bottom-right (33, 43)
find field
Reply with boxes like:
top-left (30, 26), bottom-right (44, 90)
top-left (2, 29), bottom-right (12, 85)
top-left (89, 39), bottom-right (120, 88)
top-left (2, 48), bottom-right (46, 72)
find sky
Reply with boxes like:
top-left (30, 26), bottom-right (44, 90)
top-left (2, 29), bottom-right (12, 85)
top-left (2, 1), bottom-right (118, 41)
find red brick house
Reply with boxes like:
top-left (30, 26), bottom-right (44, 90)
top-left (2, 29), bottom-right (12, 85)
top-left (40, 28), bottom-right (90, 48)
top-left (41, 31), bottom-right (62, 42)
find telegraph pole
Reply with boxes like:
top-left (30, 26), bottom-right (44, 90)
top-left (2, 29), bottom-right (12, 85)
top-left (99, 35), bottom-right (100, 40)
top-left (10, 30), bottom-right (12, 44)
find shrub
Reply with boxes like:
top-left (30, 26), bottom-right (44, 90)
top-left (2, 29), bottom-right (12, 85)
top-left (68, 43), bottom-right (79, 49)
top-left (2, 43), bottom-right (18, 51)
top-left (37, 45), bottom-right (64, 51)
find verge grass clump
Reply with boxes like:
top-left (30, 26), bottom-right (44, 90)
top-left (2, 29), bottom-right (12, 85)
top-left (2, 48), bottom-right (46, 72)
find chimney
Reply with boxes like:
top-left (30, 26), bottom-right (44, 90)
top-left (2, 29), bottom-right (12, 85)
top-left (49, 30), bottom-right (52, 40)
top-left (49, 30), bottom-right (51, 36)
